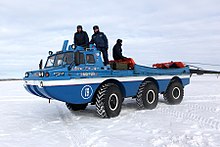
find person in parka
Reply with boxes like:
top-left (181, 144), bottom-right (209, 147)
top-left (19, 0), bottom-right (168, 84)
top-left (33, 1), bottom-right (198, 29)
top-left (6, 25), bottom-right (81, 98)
top-left (90, 25), bottom-right (109, 66)
top-left (113, 39), bottom-right (127, 60)
top-left (74, 25), bottom-right (89, 48)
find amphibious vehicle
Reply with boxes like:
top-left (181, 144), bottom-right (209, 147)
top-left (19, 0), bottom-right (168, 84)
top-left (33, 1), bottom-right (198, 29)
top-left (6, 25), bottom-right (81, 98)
top-left (24, 40), bottom-right (194, 118)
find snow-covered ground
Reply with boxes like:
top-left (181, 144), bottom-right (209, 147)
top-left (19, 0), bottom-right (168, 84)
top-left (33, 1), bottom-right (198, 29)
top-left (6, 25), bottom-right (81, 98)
top-left (0, 75), bottom-right (220, 147)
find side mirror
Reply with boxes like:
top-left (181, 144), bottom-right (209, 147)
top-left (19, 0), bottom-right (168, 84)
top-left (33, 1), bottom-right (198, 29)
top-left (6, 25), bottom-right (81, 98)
top-left (39, 59), bottom-right (43, 70)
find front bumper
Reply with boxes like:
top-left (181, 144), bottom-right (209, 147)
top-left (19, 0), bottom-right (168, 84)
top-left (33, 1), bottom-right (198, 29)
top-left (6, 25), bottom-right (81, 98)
top-left (24, 80), bottom-right (52, 99)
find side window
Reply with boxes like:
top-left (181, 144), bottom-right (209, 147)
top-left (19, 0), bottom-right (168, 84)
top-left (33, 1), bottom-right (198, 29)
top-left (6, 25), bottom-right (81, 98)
top-left (80, 53), bottom-right (85, 64)
top-left (63, 52), bottom-right (73, 65)
top-left (86, 54), bottom-right (95, 64)
top-left (74, 52), bottom-right (85, 65)
top-left (54, 54), bottom-right (64, 67)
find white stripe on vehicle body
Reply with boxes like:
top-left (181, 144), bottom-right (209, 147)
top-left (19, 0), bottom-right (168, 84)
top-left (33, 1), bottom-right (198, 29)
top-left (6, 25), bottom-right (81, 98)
top-left (24, 75), bottom-right (190, 87)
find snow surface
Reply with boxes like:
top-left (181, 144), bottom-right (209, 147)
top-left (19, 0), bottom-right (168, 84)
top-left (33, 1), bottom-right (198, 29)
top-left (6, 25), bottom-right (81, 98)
top-left (0, 75), bottom-right (220, 147)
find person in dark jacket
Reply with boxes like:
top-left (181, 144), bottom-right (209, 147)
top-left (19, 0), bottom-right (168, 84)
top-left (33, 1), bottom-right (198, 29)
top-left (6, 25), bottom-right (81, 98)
top-left (90, 25), bottom-right (109, 66)
top-left (74, 25), bottom-right (89, 48)
top-left (113, 39), bottom-right (127, 60)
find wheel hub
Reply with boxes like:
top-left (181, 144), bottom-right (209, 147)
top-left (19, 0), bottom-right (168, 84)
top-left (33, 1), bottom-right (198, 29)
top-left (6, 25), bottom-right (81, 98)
top-left (108, 93), bottom-right (119, 111)
top-left (172, 87), bottom-right (181, 99)
top-left (146, 90), bottom-right (155, 104)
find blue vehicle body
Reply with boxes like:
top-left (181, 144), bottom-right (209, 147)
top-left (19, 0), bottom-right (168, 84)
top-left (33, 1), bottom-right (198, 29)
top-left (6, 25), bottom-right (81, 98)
top-left (23, 40), bottom-right (190, 105)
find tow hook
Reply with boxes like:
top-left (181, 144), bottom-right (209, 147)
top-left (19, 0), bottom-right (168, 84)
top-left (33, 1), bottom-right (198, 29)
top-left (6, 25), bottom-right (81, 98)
top-left (40, 81), bottom-right (43, 87)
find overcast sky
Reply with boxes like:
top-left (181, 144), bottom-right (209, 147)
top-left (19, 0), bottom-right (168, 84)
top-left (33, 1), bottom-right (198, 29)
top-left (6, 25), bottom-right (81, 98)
top-left (0, 0), bottom-right (220, 78)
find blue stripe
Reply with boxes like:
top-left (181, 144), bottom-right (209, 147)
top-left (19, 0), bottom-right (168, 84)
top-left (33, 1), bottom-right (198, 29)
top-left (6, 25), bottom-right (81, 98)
top-left (29, 85), bottom-right (42, 97)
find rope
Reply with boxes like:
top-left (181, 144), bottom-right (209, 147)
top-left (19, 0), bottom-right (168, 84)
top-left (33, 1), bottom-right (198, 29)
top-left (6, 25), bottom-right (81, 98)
top-left (187, 64), bottom-right (203, 70)
top-left (184, 62), bottom-right (220, 67)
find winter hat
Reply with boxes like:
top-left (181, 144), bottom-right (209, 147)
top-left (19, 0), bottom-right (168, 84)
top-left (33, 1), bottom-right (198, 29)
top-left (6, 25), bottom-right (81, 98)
top-left (117, 39), bottom-right (122, 44)
top-left (93, 25), bottom-right (99, 30)
top-left (77, 25), bottom-right (82, 29)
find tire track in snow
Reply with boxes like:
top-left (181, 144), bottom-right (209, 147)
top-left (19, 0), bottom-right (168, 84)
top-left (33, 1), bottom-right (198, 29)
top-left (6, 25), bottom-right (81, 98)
top-left (184, 95), bottom-right (220, 102)
top-left (55, 104), bottom-right (91, 147)
top-left (157, 107), bottom-right (220, 130)
top-left (185, 103), bottom-right (220, 113)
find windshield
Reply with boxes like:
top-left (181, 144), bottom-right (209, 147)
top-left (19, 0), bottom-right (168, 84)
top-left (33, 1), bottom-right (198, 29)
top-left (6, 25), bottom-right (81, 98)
top-left (46, 56), bottom-right (55, 67)
top-left (45, 52), bottom-right (74, 68)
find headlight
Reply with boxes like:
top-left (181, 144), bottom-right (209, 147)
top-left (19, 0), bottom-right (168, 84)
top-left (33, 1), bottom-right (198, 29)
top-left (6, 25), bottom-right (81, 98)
top-left (71, 44), bottom-right (75, 49)
top-left (39, 72), bottom-right (44, 77)
top-left (25, 72), bottom-right (29, 78)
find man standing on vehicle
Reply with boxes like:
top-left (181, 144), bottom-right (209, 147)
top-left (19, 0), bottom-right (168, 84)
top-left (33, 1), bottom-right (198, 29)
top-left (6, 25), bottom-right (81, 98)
top-left (90, 25), bottom-right (109, 66)
top-left (74, 25), bottom-right (89, 48)
top-left (113, 39), bottom-right (127, 60)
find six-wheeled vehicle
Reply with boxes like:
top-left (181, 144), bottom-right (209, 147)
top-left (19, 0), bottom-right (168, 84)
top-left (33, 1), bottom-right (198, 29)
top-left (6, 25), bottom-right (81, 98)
top-left (24, 40), bottom-right (216, 118)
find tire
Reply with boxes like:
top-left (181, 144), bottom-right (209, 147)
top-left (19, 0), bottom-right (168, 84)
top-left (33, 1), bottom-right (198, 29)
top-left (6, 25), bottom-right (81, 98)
top-left (136, 81), bottom-right (159, 109)
top-left (95, 83), bottom-right (123, 118)
top-left (66, 103), bottom-right (88, 111)
top-left (164, 80), bottom-right (184, 105)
